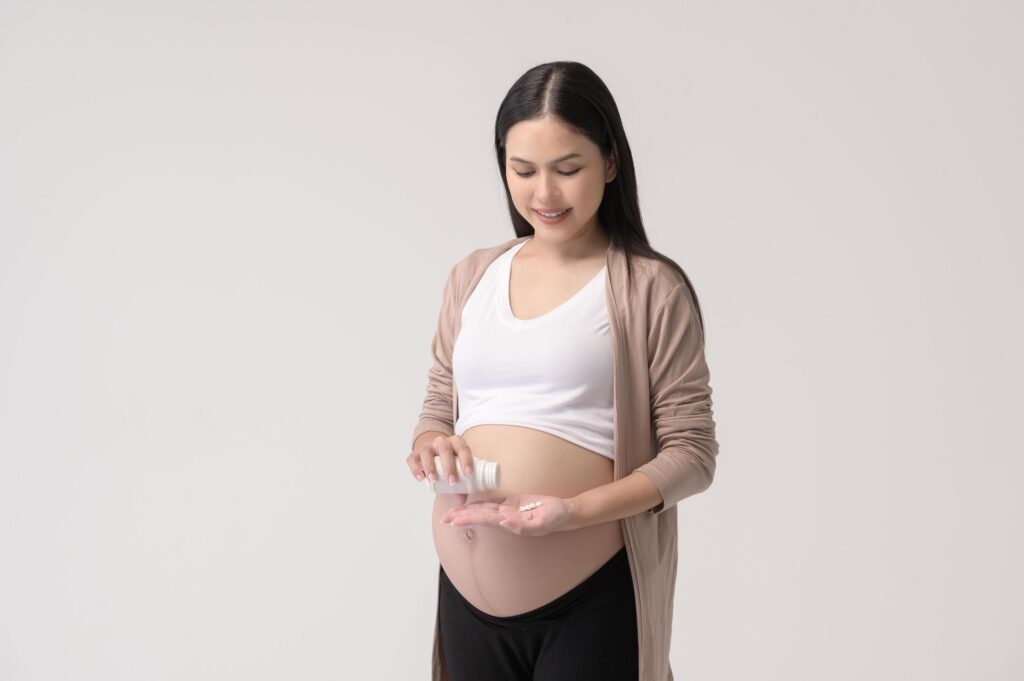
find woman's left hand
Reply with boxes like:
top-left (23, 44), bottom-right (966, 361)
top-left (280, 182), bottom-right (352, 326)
top-left (439, 494), bottom-right (575, 536)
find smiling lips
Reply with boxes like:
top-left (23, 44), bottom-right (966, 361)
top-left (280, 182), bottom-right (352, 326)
top-left (533, 207), bottom-right (572, 223)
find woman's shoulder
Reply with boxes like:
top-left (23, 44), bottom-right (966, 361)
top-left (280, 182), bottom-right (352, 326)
top-left (615, 250), bottom-right (705, 332)
top-left (447, 236), bottom-right (528, 282)
top-left (444, 237), bottom-right (692, 306)
top-left (620, 249), bottom-right (692, 297)
top-left (630, 251), bottom-right (684, 283)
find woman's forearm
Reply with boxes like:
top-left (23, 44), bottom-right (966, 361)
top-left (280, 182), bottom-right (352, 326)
top-left (563, 472), bottom-right (663, 531)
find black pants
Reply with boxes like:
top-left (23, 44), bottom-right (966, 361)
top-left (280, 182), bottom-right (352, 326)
top-left (439, 546), bottom-right (639, 681)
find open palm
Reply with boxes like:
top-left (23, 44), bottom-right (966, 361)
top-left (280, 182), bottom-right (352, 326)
top-left (439, 494), bottom-right (573, 536)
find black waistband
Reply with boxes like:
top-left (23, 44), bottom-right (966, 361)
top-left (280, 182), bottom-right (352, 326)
top-left (441, 546), bottom-right (632, 625)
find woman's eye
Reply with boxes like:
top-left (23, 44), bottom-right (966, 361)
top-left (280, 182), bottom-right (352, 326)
top-left (513, 169), bottom-right (581, 178)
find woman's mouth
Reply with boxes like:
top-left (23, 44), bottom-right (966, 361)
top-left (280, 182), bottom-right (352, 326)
top-left (533, 207), bottom-right (572, 224)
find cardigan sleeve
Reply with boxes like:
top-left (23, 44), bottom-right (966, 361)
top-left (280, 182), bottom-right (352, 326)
top-left (410, 263), bottom-right (460, 450)
top-left (635, 282), bottom-right (719, 514)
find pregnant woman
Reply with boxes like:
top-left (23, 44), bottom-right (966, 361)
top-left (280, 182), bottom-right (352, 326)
top-left (407, 61), bottom-right (720, 681)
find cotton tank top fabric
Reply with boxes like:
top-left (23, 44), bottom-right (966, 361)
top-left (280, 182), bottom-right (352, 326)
top-left (452, 238), bottom-right (615, 459)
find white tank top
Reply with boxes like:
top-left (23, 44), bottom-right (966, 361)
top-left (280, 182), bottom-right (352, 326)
top-left (452, 239), bottom-right (615, 459)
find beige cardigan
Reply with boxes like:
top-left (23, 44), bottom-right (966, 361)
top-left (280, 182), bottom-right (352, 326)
top-left (412, 235), bottom-right (720, 681)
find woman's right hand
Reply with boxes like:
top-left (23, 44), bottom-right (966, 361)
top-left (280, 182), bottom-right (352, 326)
top-left (408, 434), bottom-right (475, 485)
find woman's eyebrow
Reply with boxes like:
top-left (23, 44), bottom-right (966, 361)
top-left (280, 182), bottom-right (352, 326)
top-left (507, 153), bottom-right (582, 165)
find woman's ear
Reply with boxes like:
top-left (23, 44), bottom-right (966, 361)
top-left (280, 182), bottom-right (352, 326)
top-left (605, 149), bottom-right (618, 183)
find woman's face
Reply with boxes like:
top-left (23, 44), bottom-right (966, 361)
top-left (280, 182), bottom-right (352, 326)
top-left (504, 116), bottom-right (616, 243)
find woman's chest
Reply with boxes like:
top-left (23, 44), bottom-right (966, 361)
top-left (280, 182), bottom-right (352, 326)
top-left (453, 265), bottom-right (613, 401)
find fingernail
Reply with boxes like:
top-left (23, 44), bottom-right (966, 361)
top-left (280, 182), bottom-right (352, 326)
top-left (416, 473), bottom-right (424, 481)
top-left (448, 474), bottom-right (456, 484)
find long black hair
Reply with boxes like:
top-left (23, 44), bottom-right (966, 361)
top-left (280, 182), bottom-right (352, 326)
top-left (494, 61), bottom-right (708, 338)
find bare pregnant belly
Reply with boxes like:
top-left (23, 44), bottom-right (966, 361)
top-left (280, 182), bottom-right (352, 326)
top-left (432, 424), bottom-right (625, 617)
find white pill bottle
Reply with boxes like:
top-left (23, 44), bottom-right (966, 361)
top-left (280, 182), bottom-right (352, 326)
top-left (427, 455), bottom-right (501, 494)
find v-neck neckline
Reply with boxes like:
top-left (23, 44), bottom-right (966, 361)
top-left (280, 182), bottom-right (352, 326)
top-left (498, 239), bottom-right (608, 328)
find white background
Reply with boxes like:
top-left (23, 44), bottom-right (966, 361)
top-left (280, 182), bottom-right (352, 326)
top-left (1, 1), bottom-right (1021, 679)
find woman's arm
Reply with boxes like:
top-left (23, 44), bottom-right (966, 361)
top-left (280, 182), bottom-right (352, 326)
top-left (632, 281), bottom-right (719, 515)
top-left (410, 263), bottom-right (460, 450)
top-left (562, 472), bottom-right (664, 531)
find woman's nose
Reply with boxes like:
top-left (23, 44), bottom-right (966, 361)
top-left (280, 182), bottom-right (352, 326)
top-left (536, 172), bottom-right (562, 201)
